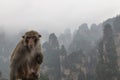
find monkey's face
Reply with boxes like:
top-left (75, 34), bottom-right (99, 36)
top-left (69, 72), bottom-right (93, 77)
top-left (23, 31), bottom-right (41, 49)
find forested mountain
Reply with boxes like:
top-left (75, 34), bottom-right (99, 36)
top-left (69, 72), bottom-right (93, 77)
top-left (0, 15), bottom-right (120, 80)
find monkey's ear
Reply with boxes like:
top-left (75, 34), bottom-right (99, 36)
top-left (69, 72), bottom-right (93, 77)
top-left (39, 34), bottom-right (42, 38)
top-left (22, 36), bottom-right (25, 38)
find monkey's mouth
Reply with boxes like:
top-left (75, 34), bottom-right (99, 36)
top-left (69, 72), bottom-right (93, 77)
top-left (28, 45), bottom-right (34, 49)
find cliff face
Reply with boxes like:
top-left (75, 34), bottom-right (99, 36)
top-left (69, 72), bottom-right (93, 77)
top-left (115, 33), bottom-right (120, 67)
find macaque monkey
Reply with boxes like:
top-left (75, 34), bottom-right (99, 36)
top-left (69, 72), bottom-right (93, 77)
top-left (10, 30), bottom-right (43, 80)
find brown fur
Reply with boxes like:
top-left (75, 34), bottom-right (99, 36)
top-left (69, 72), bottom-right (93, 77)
top-left (10, 30), bottom-right (43, 80)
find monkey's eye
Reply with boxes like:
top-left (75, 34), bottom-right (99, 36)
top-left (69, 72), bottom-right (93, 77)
top-left (32, 36), bottom-right (37, 39)
top-left (26, 36), bottom-right (31, 39)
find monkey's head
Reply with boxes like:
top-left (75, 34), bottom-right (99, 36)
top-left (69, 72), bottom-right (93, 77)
top-left (22, 30), bottom-right (41, 49)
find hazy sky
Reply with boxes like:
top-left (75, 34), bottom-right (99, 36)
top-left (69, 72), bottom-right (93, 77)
top-left (0, 0), bottom-right (120, 34)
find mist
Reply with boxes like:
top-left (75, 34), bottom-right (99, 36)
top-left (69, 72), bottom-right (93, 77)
top-left (0, 0), bottom-right (120, 34)
top-left (0, 0), bottom-right (120, 80)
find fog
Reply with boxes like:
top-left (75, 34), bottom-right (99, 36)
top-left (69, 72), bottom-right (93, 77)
top-left (1, 1), bottom-right (120, 79)
top-left (0, 0), bottom-right (120, 34)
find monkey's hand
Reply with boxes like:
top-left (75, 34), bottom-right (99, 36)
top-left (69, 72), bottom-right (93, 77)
top-left (35, 53), bottom-right (43, 64)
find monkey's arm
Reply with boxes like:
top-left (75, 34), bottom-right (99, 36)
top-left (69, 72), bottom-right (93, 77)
top-left (35, 52), bottom-right (43, 64)
top-left (35, 44), bottom-right (43, 64)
